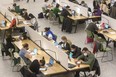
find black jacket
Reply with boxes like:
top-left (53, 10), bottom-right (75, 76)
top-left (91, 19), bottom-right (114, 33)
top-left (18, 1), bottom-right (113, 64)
top-left (59, 42), bottom-right (71, 51)
top-left (72, 46), bottom-right (82, 58)
top-left (61, 9), bottom-right (72, 18)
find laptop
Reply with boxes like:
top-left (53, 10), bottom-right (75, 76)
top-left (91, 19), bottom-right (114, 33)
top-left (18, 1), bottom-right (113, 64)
top-left (68, 63), bottom-right (76, 68)
top-left (46, 57), bottom-right (54, 67)
top-left (0, 20), bottom-right (6, 27)
top-left (30, 48), bottom-right (38, 55)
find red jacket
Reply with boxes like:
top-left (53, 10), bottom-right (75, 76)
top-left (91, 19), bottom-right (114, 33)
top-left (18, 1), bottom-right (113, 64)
top-left (10, 18), bottom-right (16, 28)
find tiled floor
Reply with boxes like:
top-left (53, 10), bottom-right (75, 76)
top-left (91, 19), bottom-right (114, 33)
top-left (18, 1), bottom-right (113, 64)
top-left (0, 0), bottom-right (116, 77)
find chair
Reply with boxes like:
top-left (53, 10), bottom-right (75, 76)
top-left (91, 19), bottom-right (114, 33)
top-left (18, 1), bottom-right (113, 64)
top-left (20, 66), bottom-right (37, 77)
top-left (59, 15), bottom-right (64, 24)
top-left (9, 48), bottom-right (14, 66)
top-left (93, 32), bottom-right (106, 43)
top-left (94, 41), bottom-right (113, 62)
top-left (12, 52), bottom-right (26, 72)
top-left (42, 7), bottom-right (46, 13)
top-left (48, 11), bottom-right (58, 24)
top-left (85, 30), bottom-right (94, 44)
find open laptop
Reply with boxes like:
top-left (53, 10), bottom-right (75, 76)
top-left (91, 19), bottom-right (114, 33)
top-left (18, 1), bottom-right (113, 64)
top-left (46, 57), bottom-right (54, 67)
top-left (30, 48), bottom-right (38, 55)
top-left (0, 20), bottom-right (6, 27)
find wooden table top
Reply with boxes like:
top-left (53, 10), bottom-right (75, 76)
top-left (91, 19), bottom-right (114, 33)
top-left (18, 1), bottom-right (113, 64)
top-left (68, 15), bottom-right (88, 21)
top-left (13, 38), bottom-right (67, 76)
top-left (98, 28), bottom-right (116, 41)
top-left (0, 13), bottom-right (11, 30)
top-left (88, 16), bottom-right (101, 19)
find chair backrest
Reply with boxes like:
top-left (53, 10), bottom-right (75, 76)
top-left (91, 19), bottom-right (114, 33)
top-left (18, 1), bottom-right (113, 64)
top-left (59, 15), bottom-right (64, 23)
top-left (42, 7), bottom-right (46, 13)
top-left (85, 30), bottom-right (93, 38)
top-left (48, 11), bottom-right (56, 20)
top-left (20, 66), bottom-right (37, 77)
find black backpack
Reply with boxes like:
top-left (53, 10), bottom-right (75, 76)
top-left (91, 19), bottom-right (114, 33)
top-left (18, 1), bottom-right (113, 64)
top-left (38, 12), bottom-right (44, 18)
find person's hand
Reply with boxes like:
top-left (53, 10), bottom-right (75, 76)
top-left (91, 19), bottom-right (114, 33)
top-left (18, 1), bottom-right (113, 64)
top-left (74, 58), bottom-right (78, 63)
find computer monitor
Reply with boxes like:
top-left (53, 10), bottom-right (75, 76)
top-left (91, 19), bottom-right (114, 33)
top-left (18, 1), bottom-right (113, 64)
top-left (46, 57), bottom-right (54, 67)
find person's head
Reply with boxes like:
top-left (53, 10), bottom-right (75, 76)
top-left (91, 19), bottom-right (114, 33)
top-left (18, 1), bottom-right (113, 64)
top-left (44, 27), bottom-right (50, 32)
top-left (56, 4), bottom-right (60, 8)
top-left (61, 36), bottom-right (67, 42)
top-left (29, 13), bottom-right (35, 19)
top-left (66, 6), bottom-right (70, 10)
top-left (71, 45), bottom-right (76, 52)
top-left (44, 0), bottom-right (48, 2)
top-left (81, 1), bottom-right (85, 4)
top-left (39, 57), bottom-right (45, 66)
top-left (13, 3), bottom-right (16, 7)
top-left (53, 0), bottom-right (55, 2)
top-left (113, 2), bottom-right (116, 7)
top-left (82, 47), bottom-right (91, 56)
top-left (22, 43), bottom-right (29, 50)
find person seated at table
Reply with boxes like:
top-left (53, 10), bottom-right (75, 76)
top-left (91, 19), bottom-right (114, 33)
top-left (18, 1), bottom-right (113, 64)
top-left (5, 34), bottom-right (16, 56)
top-left (44, 27), bottom-right (56, 41)
top-left (19, 43), bottom-right (32, 65)
top-left (93, 3), bottom-right (102, 16)
top-left (59, 36), bottom-right (71, 52)
top-left (52, 4), bottom-right (61, 18)
top-left (80, 1), bottom-right (88, 7)
top-left (29, 58), bottom-right (45, 75)
top-left (74, 47), bottom-right (95, 77)
top-left (22, 11), bottom-right (30, 20)
top-left (61, 6), bottom-right (72, 33)
top-left (29, 13), bottom-right (38, 31)
top-left (70, 45), bottom-right (82, 58)
top-left (110, 2), bottom-right (116, 19)
top-left (86, 22), bottom-right (106, 41)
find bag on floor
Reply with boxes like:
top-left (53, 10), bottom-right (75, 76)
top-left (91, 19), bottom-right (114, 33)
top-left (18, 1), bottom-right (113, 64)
top-left (38, 12), bottom-right (44, 18)
top-left (86, 37), bottom-right (93, 43)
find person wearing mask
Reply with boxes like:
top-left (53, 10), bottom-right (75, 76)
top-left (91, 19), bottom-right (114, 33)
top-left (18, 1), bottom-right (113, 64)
top-left (110, 2), bottom-right (116, 19)
top-left (44, 27), bottom-right (56, 41)
top-left (19, 43), bottom-right (32, 65)
top-left (80, 1), bottom-right (88, 7)
top-left (70, 45), bottom-right (82, 58)
top-left (86, 22), bottom-right (106, 40)
top-left (59, 36), bottom-right (71, 52)
top-left (29, 58), bottom-right (45, 75)
top-left (100, 1), bottom-right (109, 15)
top-left (61, 6), bottom-right (72, 33)
top-left (74, 47), bottom-right (95, 77)
top-left (52, 4), bottom-right (61, 18)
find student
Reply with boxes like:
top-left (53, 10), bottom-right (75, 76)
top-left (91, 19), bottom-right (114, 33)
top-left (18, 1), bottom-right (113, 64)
top-left (52, 4), bottom-right (61, 18)
top-left (93, 3), bottom-right (102, 16)
top-left (59, 36), bottom-right (71, 52)
top-left (44, 27), bottom-right (56, 41)
top-left (29, 58), bottom-right (45, 75)
top-left (19, 43), bottom-right (32, 65)
top-left (86, 22), bottom-right (106, 40)
top-left (80, 1), bottom-right (88, 7)
top-left (100, 1), bottom-right (109, 15)
top-left (61, 6), bottom-right (72, 33)
top-left (74, 47), bottom-right (95, 77)
top-left (44, 0), bottom-right (49, 9)
top-left (70, 45), bottom-right (82, 58)
top-left (22, 11), bottom-right (30, 20)
top-left (110, 2), bottom-right (116, 19)
top-left (29, 13), bottom-right (38, 31)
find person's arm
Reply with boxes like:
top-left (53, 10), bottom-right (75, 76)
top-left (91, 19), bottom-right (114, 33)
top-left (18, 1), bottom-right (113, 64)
top-left (82, 54), bottom-right (95, 65)
top-left (77, 54), bottom-right (84, 60)
top-left (25, 52), bottom-right (32, 59)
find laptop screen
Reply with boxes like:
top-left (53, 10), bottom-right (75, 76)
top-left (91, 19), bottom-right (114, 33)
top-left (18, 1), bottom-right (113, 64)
top-left (30, 48), bottom-right (38, 55)
top-left (49, 58), bottom-right (54, 65)
top-left (1, 20), bottom-right (6, 27)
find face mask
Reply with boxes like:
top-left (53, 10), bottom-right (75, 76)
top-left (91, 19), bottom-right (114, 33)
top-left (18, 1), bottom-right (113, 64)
top-left (71, 50), bottom-right (74, 52)
top-left (84, 53), bottom-right (88, 56)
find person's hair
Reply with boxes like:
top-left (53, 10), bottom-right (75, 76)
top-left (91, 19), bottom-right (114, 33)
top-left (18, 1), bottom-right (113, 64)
top-left (66, 6), bottom-right (70, 9)
top-left (13, 3), bottom-right (16, 7)
top-left (71, 44), bottom-right (76, 49)
top-left (82, 47), bottom-right (89, 52)
top-left (29, 13), bottom-right (35, 19)
top-left (44, 27), bottom-right (50, 31)
top-left (53, 0), bottom-right (55, 2)
top-left (40, 57), bottom-right (45, 66)
top-left (81, 1), bottom-right (85, 4)
top-left (44, 0), bottom-right (48, 2)
top-left (22, 43), bottom-right (28, 48)
top-left (113, 2), bottom-right (116, 7)
top-left (61, 36), bottom-right (67, 40)
top-left (56, 4), bottom-right (60, 8)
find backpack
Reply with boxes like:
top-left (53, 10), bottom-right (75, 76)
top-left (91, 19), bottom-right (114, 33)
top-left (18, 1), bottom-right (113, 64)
top-left (38, 12), bottom-right (44, 18)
